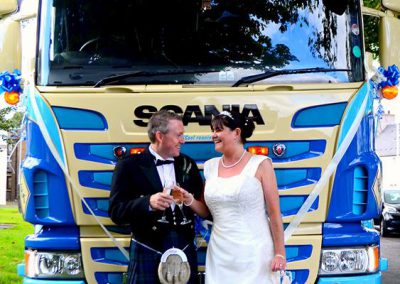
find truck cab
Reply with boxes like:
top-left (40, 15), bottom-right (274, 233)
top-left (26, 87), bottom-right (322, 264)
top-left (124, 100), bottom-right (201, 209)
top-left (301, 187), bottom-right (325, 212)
top-left (1, 0), bottom-right (399, 283)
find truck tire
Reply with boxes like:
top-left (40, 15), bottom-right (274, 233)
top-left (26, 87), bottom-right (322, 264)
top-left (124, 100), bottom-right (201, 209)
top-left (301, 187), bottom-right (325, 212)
top-left (381, 219), bottom-right (389, 237)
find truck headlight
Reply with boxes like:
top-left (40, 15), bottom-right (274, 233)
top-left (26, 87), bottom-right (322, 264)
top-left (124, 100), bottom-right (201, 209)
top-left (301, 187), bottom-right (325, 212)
top-left (319, 246), bottom-right (379, 275)
top-left (25, 250), bottom-right (84, 279)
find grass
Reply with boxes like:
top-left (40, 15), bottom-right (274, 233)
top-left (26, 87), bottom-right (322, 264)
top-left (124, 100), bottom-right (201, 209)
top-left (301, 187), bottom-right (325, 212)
top-left (0, 206), bottom-right (33, 284)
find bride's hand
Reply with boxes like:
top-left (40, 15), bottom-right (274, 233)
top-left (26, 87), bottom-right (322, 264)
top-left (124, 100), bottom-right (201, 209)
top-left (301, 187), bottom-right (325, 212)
top-left (271, 254), bottom-right (286, 272)
top-left (174, 185), bottom-right (194, 206)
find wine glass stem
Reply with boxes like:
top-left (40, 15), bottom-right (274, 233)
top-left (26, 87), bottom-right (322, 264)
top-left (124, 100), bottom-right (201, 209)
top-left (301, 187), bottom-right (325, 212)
top-left (179, 204), bottom-right (188, 221)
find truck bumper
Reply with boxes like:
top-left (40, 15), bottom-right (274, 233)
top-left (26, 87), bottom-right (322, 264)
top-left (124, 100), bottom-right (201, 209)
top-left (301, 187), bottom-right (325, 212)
top-left (317, 272), bottom-right (381, 284)
top-left (18, 263), bottom-right (85, 284)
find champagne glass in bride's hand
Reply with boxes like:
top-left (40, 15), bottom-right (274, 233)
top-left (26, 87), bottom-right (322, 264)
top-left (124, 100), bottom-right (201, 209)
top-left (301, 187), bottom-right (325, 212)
top-left (157, 180), bottom-right (174, 223)
top-left (172, 184), bottom-right (191, 225)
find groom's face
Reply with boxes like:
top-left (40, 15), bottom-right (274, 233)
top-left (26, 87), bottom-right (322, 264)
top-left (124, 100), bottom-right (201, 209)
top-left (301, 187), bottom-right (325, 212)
top-left (159, 119), bottom-right (185, 158)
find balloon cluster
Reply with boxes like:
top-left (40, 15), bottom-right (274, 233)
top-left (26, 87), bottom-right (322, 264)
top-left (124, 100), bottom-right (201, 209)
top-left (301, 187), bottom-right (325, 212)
top-left (372, 65), bottom-right (399, 100)
top-left (0, 70), bottom-right (22, 105)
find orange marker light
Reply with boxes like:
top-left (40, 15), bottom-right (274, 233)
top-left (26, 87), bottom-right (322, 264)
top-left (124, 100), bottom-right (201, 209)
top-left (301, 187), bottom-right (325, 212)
top-left (368, 246), bottom-right (380, 272)
top-left (247, 146), bottom-right (269, 156)
top-left (381, 86), bottom-right (398, 100)
top-left (24, 250), bottom-right (33, 277)
top-left (130, 147), bottom-right (145, 155)
top-left (4, 91), bottom-right (20, 105)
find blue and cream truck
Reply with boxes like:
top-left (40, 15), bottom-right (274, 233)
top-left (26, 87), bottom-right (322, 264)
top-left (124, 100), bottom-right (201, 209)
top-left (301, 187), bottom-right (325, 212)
top-left (1, 0), bottom-right (399, 283)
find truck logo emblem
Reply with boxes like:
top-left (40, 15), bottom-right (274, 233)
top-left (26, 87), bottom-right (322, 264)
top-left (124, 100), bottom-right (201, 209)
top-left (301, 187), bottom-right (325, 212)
top-left (133, 104), bottom-right (265, 127)
top-left (272, 144), bottom-right (286, 157)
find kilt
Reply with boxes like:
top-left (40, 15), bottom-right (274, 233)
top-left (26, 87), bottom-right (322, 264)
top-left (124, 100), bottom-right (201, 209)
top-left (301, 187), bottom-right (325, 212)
top-left (126, 230), bottom-right (198, 284)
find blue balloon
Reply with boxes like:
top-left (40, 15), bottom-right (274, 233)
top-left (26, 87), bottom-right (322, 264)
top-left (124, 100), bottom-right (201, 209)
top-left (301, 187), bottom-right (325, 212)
top-left (378, 65), bottom-right (400, 89)
top-left (0, 70), bottom-right (22, 94)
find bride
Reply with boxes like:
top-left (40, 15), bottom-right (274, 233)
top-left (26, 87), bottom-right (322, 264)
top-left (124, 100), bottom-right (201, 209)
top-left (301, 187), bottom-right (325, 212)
top-left (178, 111), bottom-right (286, 283)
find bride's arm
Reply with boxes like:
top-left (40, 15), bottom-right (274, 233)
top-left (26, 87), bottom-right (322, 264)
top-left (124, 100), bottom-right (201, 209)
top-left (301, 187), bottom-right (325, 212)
top-left (257, 159), bottom-right (287, 271)
top-left (176, 185), bottom-right (210, 218)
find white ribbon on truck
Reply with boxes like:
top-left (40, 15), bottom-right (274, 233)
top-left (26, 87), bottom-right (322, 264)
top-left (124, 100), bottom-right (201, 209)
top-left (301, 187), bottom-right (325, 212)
top-left (284, 82), bottom-right (371, 241)
top-left (27, 83), bottom-right (130, 260)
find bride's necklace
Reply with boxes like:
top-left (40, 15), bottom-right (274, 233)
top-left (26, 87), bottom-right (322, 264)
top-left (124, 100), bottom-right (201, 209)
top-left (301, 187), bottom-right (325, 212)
top-left (221, 150), bottom-right (247, 168)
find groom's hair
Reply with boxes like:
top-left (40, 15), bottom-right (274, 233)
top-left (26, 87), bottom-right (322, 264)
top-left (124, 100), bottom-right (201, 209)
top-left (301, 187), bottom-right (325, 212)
top-left (148, 110), bottom-right (183, 143)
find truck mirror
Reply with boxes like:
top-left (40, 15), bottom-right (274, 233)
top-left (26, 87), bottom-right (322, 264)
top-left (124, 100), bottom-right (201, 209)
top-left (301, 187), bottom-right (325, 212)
top-left (379, 14), bottom-right (400, 68)
top-left (322, 0), bottom-right (348, 15)
top-left (382, 0), bottom-right (400, 13)
top-left (0, 0), bottom-right (17, 18)
top-left (0, 19), bottom-right (21, 72)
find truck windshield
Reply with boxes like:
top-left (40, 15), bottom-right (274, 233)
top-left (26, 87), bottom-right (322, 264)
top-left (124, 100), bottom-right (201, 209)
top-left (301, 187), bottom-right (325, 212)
top-left (37, 0), bottom-right (363, 86)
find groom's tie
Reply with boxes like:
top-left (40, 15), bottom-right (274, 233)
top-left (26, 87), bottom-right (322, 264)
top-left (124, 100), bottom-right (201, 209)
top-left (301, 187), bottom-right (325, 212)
top-left (155, 159), bottom-right (174, 166)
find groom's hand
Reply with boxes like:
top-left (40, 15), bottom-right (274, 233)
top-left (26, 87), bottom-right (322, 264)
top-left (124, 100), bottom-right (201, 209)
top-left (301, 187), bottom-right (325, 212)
top-left (150, 192), bottom-right (174, 210)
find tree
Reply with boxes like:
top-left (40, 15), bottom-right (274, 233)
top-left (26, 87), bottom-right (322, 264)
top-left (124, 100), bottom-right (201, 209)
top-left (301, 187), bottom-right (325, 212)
top-left (7, 111), bottom-right (23, 131)
top-left (363, 0), bottom-right (381, 10)
top-left (362, 0), bottom-right (382, 60)
top-left (0, 107), bottom-right (14, 131)
top-left (0, 107), bottom-right (23, 142)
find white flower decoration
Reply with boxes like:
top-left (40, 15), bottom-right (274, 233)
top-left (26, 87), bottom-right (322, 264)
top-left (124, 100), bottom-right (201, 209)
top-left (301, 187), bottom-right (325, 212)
top-left (218, 111), bottom-right (233, 120)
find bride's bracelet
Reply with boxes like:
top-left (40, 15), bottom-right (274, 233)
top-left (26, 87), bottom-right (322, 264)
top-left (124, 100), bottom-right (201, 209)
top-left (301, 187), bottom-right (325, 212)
top-left (275, 254), bottom-right (286, 260)
top-left (184, 193), bottom-right (194, 206)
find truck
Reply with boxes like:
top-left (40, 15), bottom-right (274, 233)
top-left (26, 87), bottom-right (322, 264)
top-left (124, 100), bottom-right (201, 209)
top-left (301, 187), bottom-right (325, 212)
top-left (0, 0), bottom-right (399, 283)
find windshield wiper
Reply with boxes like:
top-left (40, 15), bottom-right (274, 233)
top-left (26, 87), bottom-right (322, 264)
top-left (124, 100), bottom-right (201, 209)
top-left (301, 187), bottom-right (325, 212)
top-left (232, 67), bottom-right (351, 87)
top-left (94, 69), bottom-right (218, 87)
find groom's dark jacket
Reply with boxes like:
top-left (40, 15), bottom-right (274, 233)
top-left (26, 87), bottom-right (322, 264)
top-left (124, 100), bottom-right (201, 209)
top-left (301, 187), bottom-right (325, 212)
top-left (108, 147), bottom-right (203, 248)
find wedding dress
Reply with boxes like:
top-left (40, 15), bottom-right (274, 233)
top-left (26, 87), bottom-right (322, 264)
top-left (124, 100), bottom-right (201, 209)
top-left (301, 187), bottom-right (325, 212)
top-left (204, 155), bottom-right (279, 284)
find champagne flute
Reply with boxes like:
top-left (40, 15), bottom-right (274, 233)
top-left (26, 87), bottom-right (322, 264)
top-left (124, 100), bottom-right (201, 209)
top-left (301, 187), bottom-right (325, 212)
top-left (172, 184), bottom-right (191, 225)
top-left (157, 180), bottom-right (174, 223)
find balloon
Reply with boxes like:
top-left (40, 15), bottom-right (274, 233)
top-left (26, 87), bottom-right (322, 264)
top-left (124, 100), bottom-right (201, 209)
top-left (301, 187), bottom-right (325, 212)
top-left (381, 86), bottom-right (398, 100)
top-left (4, 91), bottom-right (20, 105)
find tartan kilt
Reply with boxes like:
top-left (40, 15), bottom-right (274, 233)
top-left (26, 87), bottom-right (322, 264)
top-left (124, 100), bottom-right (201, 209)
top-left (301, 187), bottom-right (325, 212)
top-left (126, 230), bottom-right (199, 284)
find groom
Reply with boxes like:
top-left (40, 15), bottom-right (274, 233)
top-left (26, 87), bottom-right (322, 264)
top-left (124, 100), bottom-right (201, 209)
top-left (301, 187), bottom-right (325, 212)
top-left (109, 110), bottom-right (203, 284)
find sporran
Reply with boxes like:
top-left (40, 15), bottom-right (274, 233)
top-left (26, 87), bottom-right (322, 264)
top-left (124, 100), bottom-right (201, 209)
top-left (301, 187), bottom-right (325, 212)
top-left (158, 248), bottom-right (191, 284)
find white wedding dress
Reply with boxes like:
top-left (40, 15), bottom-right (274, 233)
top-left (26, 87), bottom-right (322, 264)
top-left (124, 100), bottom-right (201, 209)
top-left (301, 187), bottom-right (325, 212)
top-left (204, 155), bottom-right (279, 284)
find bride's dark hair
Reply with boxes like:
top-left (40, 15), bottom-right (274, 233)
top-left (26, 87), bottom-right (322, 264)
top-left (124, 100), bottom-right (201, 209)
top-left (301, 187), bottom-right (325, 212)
top-left (211, 111), bottom-right (255, 144)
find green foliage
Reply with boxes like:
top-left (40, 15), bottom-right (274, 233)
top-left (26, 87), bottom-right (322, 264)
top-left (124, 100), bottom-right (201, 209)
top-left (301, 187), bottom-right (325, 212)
top-left (8, 112), bottom-right (23, 130)
top-left (0, 107), bottom-right (13, 131)
top-left (0, 107), bottom-right (23, 132)
top-left (363, 0), bottom-right (381, 10)
top-left (0, 207), bottom-right (33, 284)
top-left (363, 14), bottom-right (380, 60)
